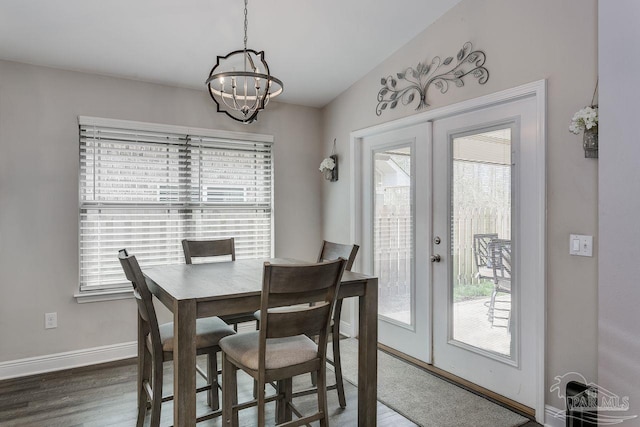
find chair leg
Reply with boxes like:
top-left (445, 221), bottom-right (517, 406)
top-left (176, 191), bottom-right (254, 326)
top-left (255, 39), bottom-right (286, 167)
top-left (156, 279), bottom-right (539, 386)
top-left (150, 354), bottom-right (163, 427)
top-left (222, 353), bottom-right (239, 427)
top-left (257, 377), bottom-right (266, 427)
top-left (253, 320), bottom-right (260, 399)
top-left (207, 351), bottom-right (219, 411)
top-left (332, 325), bottom-right (347, 408)
top-left (276, 380), bottom-right (284, 424)
top-left (488, 287), bottom-right (498, 323)
top-left (317, 364), bottom-right (329, 427)
top-left (136, 349), bottom-right (150, 427)
top-left (276, 378), bottom-right (293, 424)
top-left (284, 378), bottom-right (292, 422)
top-left (309, 331), bottom-right (319, 387)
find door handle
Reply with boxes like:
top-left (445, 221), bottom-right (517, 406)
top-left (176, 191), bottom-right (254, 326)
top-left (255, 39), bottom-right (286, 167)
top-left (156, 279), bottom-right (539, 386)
top-left (430, 254), bottom-right (441, 263)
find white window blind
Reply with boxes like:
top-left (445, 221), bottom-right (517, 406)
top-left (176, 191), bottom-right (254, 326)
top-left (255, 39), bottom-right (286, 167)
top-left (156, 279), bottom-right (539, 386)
top-left (79, 119), bottom-right (273, 293)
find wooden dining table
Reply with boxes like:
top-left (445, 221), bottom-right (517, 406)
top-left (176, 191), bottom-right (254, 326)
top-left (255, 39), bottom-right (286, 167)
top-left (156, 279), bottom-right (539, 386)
top-left (142, 257), bottom-right (378, 427)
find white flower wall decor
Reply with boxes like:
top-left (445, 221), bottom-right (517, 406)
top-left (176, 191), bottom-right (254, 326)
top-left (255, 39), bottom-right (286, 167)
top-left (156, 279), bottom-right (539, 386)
top-left (569, 81), bottom-right (599, 158)
top-left (569, 106), bottom-right (598, 135)
top-left (569, 105), bottom-right (598, 158)
top-left (320, 139), bottom-right (338, 182)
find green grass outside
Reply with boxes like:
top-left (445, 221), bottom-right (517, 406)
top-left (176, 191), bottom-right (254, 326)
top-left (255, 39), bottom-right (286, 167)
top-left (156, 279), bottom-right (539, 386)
top-left (453, 280), bottom-right (495, 303)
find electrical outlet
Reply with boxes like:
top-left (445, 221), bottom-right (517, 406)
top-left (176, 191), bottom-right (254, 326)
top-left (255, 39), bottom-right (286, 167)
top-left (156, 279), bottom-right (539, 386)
top-left (45, 312), bottom-right (57, 329)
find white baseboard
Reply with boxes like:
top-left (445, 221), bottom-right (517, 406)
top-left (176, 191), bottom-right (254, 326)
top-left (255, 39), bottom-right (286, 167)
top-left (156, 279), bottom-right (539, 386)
top-left (0, 341), bottom-right (137, 380)
top-left (339, 319), bottom-right (354, 338)
top-left (544, 405), bottom-right (566, 427)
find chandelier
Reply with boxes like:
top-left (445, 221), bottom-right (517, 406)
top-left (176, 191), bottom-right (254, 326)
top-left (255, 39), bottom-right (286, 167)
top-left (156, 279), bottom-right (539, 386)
top-left (206, 0), bottom-right (284, 124)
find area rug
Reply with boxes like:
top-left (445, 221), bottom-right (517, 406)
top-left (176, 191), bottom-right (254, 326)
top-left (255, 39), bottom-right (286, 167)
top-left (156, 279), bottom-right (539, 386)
top-left (333, 338), bottom-right (529, 427)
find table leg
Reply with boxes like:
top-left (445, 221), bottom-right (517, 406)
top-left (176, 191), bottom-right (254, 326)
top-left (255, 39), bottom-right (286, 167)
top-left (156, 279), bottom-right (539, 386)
top-left (358, 277), bottom-right (378, 426)
top-left (174, 299), bottom-right (197, 427)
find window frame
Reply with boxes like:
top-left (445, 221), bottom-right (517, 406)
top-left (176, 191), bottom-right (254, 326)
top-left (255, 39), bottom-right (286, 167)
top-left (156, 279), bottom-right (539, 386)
top-left (75, 116), bottom-right (275, 303)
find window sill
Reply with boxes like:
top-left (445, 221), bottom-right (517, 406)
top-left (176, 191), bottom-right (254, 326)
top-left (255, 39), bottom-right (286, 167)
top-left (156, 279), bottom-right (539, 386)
top-left (74, 288), bottom-right (134, 304)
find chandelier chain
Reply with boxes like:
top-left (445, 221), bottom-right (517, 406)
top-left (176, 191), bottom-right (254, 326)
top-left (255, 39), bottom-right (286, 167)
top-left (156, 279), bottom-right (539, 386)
top-left (243, 0), bottom-right (248, 50)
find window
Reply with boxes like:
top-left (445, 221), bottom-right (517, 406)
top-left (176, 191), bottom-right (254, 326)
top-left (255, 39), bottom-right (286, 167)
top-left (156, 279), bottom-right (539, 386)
top-left (78, 117), bottom-right (273, 297)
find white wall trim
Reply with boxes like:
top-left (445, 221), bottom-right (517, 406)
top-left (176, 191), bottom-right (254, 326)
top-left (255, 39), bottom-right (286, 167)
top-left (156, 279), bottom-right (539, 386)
top-left (74, 288), bottom-right (134, 303)
top-left (534, 79), bottom-right (548, 425)
top-left (0, 342), bottom-right (137, 380)
top-left (544, 405), bottom-right (566, 427)
top-left (349, 79), bottom-right (546, 422)
top-left (339, 318), bottom-right (355, 338)
top-left (78, 115), bottom-right (274, 143)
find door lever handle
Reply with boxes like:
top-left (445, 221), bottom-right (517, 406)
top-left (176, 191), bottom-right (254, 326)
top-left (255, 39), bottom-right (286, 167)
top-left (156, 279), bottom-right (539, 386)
top-left (430, 254), bottom-right (441, 263)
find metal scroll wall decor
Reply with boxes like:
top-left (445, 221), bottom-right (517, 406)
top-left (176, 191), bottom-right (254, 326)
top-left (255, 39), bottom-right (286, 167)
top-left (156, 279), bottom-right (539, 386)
top-left (376, 42), bottom-right (489, 116)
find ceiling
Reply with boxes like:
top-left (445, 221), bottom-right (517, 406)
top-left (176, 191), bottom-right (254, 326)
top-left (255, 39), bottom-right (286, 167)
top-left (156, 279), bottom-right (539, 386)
top-left (0, 0), bottom-right (462, 108)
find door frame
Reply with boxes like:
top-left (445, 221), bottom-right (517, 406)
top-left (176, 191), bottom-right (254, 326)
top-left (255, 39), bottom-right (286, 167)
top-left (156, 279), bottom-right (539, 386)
top-left (348, 80), bottom-right (546, 422)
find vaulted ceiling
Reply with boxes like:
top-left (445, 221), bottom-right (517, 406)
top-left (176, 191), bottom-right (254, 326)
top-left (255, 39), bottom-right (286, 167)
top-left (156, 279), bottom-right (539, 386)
top-left (0, 0), bottom-right (462, 107)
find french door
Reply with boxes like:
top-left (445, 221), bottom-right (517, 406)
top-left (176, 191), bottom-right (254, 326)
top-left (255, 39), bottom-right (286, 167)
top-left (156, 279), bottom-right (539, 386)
top-left (431, 95), bottom-right (539, 410)
top-left (355, 82), bottom-right (545, 419)
top-left (361, 122), bottom-right (432, 363)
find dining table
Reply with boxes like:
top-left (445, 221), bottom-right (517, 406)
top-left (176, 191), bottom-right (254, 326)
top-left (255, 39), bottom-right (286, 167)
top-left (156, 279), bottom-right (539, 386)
top-left (142, 257), bottom-right (378, 427)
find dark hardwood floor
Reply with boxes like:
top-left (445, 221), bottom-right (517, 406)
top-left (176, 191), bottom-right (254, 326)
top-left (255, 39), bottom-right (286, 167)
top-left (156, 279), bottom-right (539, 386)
top-left (0, 357), bottom-right (416, 426)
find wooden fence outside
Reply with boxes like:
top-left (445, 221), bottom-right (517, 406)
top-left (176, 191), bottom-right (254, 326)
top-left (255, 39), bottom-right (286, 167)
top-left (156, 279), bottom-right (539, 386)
top-left (374, 206), bottom-right (511, 296)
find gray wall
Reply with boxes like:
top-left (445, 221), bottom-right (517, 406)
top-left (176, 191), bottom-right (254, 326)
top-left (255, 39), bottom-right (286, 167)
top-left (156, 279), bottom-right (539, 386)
top-left (599, 2), bottom-right (640, 424)
top-left (321, 0), bottom-right (598, 411)
top-left (0, 0), bottom-right (612, 417)
top-left (0, 60), bottom-right (324, 361)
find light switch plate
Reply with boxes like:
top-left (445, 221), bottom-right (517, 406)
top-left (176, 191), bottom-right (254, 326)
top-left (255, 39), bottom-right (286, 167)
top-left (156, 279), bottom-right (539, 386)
top-left (569, 234), bottom-right (593, 257)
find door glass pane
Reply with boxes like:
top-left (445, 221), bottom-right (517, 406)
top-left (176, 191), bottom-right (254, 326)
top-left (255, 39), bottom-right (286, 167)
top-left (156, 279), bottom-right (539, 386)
top-left (374, 146), bottom-right (413, 326)
top-left (450, 128), bottom-right (513, 359)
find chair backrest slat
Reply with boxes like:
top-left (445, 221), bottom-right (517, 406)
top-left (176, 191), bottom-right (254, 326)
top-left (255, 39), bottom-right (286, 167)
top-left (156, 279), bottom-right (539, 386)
top-left (266, 303), bottom-right (332, 339)
top-left (490, 239), bottom-right (512, 280)
top-left (473, 233), bottom-right (499, 269)
top-left (267, 264), bottom-right (341, 294)
top-left (317, 240), bottom-right (359, 271)
top-left (260, 259), bottom-right (346, 341)
top-left (182, 238), bottom-right (235, 264)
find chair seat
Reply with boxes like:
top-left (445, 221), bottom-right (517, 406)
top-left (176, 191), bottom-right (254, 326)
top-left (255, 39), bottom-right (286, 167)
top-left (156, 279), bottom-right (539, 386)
top-left (155, 317), bottom-right (235, 352)
top-left (477, 266), bottom-right (494, 279)
top-left (495, 279), bottom-right (511, 293)
top-left (219, 331), bottom-right (318, 371)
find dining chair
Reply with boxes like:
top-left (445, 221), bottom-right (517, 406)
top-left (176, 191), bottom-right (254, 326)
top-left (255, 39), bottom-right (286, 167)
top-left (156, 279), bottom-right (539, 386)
top-left (182, 237), bottom-right (236, 263)
top-left (472, 233), bottom-right (499, 281)
top-left (316, 240), bottom-right (359, 408)
top-left (182, 238), bottom-right (257, 331)
top-left (253, 240), bottom-right (359, 408)
top-left (487, 239), bottom-right (512, 328)
top-left (220, 258), bottom-right (347, 427)
top-left (118, 249), bottom-right (236, 427)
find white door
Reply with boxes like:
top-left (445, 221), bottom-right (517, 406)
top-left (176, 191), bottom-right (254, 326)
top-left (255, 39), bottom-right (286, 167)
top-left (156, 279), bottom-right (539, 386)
top-left (361, 122), bottom-right (431, 363)
top-left (431, 95), bottom-right (539, 409)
